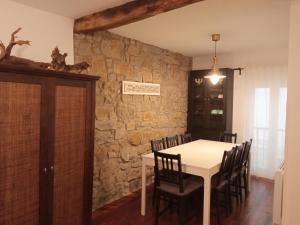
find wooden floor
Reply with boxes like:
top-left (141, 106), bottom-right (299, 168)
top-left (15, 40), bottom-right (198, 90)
top-left (92, 178), bottom-right (274, 225)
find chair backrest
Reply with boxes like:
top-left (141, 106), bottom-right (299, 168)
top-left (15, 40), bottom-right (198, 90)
top-left (242, 139), bottom-right (253, 167)
top-left (216, 148), bottom-right (236, 185)
top-left (180, 133), bottom-right (192, 144)
top-left (166, 135), bottom-right (179, 148)
top-left (154, 151), bottom-right (184, 193)
top-left (219, 132), bottom-right (237, 144)
top-left (233, 143), bottom-right (245, 172)
top-left (151, 138), bottom-right (166, 152)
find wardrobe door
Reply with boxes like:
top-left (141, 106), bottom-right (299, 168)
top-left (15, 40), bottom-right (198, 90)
top-left (52, 81), bottom-right (91, 225)
top-left (0, 79), bottom-right (43, 225)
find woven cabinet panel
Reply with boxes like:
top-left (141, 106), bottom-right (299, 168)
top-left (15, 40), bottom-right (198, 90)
top-left (53, 86), bottom-right (87, 225)
top-left (0, 82), bottom-right (41, 225)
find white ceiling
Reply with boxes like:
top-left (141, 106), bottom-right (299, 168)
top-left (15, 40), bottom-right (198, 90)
top-left (11, 0), bottom-right (131, 18)
top-left (10, 0), bottom-right (290, 57)
top-left (111, 0), bottom-right (291, 56)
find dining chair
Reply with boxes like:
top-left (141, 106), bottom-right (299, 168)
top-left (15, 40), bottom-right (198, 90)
top-left (229, 144), bottom-right (245, 206)
top-left (211, 148), bottom-right (236, 225)
top-left (154, 151), bottom-right (203, 225)
top-left (240, 139), bottom-right (252, 198)
top-left (219, 132), bottom-right (237, 144)
top-left (151, 138), bottom-right (167, 206)
top-left (151, 138), bottom-right (166, 152)
top-left (180, 133), bottom-right (192, 144)
top-left (166, 135), bottom-right (179, 148)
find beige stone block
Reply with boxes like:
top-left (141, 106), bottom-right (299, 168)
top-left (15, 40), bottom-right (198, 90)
top-left (141, 67), bottom-right (153, 83)
top-left (100, 165), bottom-right (112, 179)
top-left (101, 39), bottom-right (124, 60)
top-left (77, 41), bottom-right (92, 56)
top-left (137, 144), bottom-right (151, 155)
top-left (102, 177), bottom-right (115, 192)
top-left (129, 55), bottom-right (148, 68)
top-left (143, 111), bottom-right (157, 122)
top-left (136, 120), bottom-right (154, 128)
top-left (128, 41), bottom-right (140, 56)
top-left (141, 44), bottom-right (162, 55)
top-left (114, 63), bottom-right (131, 75)
top-left (95, 130), bottom-right (115, 145)
top-left (126, 121), bottom-right (135, 131)
top-left (120, 150), bottom-right (130, 162)
top-left (105, 58), bottom-right (113, 69)
top-left (152, 70), bottom-right (161, 83)
top-left (106, 146), bottom-right (119, 159)
top-left (107, 73), bottom-right (117, 81)
top-left (131, 158), bottom-right (142, 168)
top-left (127, 131), bottom-right (142, 146)
top-left (120, 163), bottom-right (129, 171)
top-left (95, 120), bottom-right (117, 131)
top-left (142, 130), bottom-right (157, 144)
top-left (121, 95), bottom-right (132, 104)
top-left (129, 179), bottom-right (141, 192)
top-left (170, 112), bottom-right (185, 124)
top-left (91, 55), bottom-right (107, 76)
top-left (95, 106), bottom-right (114, 121)
top-left (128, 168), bottom-right (141, 181)
top-left (129, 66), bottom-right (143, 82)
top-left (116, 103), bottom-right (135, 122)
top-left (129, 148), bottom-right (138, 160)
top-left (115, 127), bottom-right (126, 140)
top-left (101, 81), bottom-right (122, 104)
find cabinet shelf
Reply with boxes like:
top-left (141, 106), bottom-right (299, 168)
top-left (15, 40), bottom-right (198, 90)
top-left (188, 69), bottom-right (234, 141)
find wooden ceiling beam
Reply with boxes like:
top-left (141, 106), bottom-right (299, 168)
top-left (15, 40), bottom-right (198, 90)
top-left (74, 0), bottom-right (204, 33)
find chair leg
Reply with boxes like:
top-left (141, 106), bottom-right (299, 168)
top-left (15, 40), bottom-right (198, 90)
top-left (155, 190), bottom-right (160, 225)
top-left (235, 179), bottom-right (240, 206)
top-left (225, 187), bottom-right (230, 216)
top-left (196, 189), bottom-right (202, 221)
top-left (178, 198), bottom-right (184, 225)
top-left (215, 193), bottom-right (221, 225)
top-left (169, 198), bottom-right (173, 214)
top-left (152, 186), bottom-right (156, 207)
top-left (238, 174), bottom-right (243, 203)
top-left (227, 183), bottom-right (232, 213)
top-left (243, 171), bottom-right (249, 197)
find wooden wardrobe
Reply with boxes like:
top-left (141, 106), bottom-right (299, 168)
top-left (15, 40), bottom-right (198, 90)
top-left (0, 65), bottom-right (99, 225)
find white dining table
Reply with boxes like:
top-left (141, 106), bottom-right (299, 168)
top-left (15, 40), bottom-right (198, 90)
top-left (140, 139), bottom-right (245, 225)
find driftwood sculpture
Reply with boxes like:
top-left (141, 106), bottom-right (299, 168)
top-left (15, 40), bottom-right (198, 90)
top-left (0, 28), bottom-right (90, 74)
top-left (0, 28), bottom-right (50, 69)
top-left (49, 47), bottom-right (90, 73)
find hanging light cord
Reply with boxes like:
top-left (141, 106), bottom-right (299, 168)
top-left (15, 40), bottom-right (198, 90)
top-left (214, 40), bottom-right (217, 58)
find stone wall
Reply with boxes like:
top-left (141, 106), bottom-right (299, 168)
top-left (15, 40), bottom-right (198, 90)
top-left (74, 31), bottom-right (192, 210)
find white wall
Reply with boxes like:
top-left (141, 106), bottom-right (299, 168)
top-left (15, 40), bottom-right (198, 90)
top-left (193, 48), bottom-right (288, 70)
top-left (282, 1), bottom-right (300, 225)
top-left (1, 0), bottom-right (74, 63)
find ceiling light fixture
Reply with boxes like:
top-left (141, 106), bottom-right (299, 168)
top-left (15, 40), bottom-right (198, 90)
top-left (204, 34), bottom-right (226, 85)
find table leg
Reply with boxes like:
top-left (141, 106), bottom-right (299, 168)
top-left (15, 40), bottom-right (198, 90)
top-left (141, 159), bottom-right (146, 216)
top-left (203, 175), bottom-right (211, 225)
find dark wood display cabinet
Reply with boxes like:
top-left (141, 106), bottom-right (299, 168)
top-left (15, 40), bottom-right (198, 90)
top-left (187, 68), bottom-right (234, 141)
top-left (0, 65), bottom-right (99, 225)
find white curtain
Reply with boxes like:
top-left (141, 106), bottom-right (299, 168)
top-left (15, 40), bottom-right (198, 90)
top-left (233, 65), bottom-right (288, 179)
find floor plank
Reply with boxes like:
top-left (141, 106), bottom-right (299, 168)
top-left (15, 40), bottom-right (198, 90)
top-left (92, 177), bottom-right (274, 225)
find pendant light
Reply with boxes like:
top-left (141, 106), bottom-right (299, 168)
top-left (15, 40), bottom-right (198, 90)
top-left (204, 34), bottom-right (226, 85)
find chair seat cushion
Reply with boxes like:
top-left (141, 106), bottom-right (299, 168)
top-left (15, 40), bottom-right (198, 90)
top-left (157, 176), bottom-right (203, 196)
